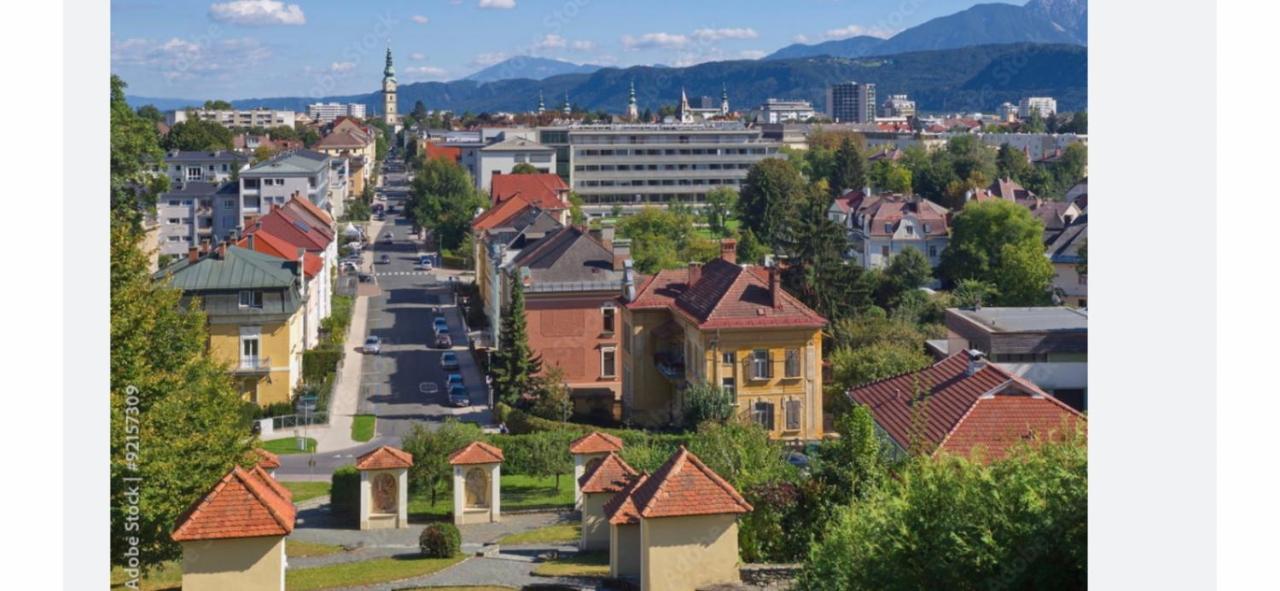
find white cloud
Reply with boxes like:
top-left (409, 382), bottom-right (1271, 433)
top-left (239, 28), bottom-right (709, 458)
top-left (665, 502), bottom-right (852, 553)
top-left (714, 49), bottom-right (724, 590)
top-left (792, 34), bottom-right (810, 44)
top-left (621, 32), bottom-right (688, 50)
top-left (692, 27), bottom-right (758, 41)
top-left (534, 34), bottom-right (567, 50)
top-left (821, 24), bottom-right (895, 40)
top-left (208, 0), bottom-right (305, 26)
top-left (570, 40), bottom-right (596, 52)
top-left (469, 51), bottom-right (509, 67)
top-left (405, 65), bottom-right (448, 78)
top-left (410, 52), bottom-right (427, 61)
top-left (738, 49), bottom-right (766, 59)
top-left (410, 15), bottom-right (429, 25)
top-left (478, 0), bottom-right (515, 8)
top-left (329, 61), bottom-right (355, 74)
top-left (111, 36), bottom-right (271, 82)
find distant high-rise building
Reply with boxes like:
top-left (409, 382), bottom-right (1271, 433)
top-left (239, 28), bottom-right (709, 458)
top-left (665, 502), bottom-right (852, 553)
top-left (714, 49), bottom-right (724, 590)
top-left (307, 102), bottom-right (366, 123)
top-left (382, 47), bottom-right (399, 126)
top-left (881, 94), bottom-right (916, 118)
top-left (167, 108), bottom-right (296, 129)
top-left (1018, 97), bottom-right (1057, 118)
top-left (826, 81), bottom-right (876, 123)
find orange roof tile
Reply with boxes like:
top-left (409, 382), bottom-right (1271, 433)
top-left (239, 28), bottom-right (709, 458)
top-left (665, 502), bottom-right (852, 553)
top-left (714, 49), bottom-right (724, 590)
top-left (171, 466), bottom-right (296, 542)
top-left (471, 193), bottom-right (535, 231)
top-left (448, 441), bottom-right (505, 465)
top-left (569, 431), bottom-right (624, 455)
top-left (248, 464), bottom-right (292, 502)
top-left (579, 452), bottom-right (639, 494)
top-left (236, 230), bottom-right (324, 278)
top-left (627, 259), bottom-right (826, 330)
top-left (490, 173), bottom-right (570, 211)
top-left (629, 447), bottom-right (752, 519)
top-left (253, 448), bottom-right (281, 470)
top-left (285, 195), bottom-right (335, 229)
top-left (355, 446), bottom-right (414, 470)
top-left (425, 143), bottom-right (461, 163)
top-left (605, 473), bottom-right (649, 526)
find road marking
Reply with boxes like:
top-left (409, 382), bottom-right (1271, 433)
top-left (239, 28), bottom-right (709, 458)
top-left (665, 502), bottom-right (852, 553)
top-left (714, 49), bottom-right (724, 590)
top-left (373, 271), bottom-right (436, 277)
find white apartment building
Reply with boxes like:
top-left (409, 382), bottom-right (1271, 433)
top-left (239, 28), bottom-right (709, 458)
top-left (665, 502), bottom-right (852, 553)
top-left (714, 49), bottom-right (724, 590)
top-left (1018, 97), bottom-right (1058, 118)
top-left (881, 94), bottom-right (917, 118)
top-left (459, 136), bottom-right (557, 193)
top-left (160, 150), bottom-right (246, 187)
top-left (751, 99), bottom-right (816, 124)
top-left (307, 102), bottom-right (367, 124)
top-left (167, 108), bottom-right (297, 129)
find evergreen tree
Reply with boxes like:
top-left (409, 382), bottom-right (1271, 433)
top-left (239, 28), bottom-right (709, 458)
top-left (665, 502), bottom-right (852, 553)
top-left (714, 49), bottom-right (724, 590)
top-left (996, 142), bottom-right (1030, 182)
top-left (829, 136), bottom-right (867, 196)
top-left (738, 158), bottom-right (807, 251)
top-left (778, 184), bottom-right (869, 322)
top-left (491, 279), bottom-right (542, 406)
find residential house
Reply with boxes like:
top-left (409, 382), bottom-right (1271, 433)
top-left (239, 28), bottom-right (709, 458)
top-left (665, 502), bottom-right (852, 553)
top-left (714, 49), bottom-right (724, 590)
top-left (167, 108), bottom-right (296, 129)
top-left (236, 230), bottom-right (326, 348)
top-left (932, 306), bottom-right (1088, 410)
top-left (489, 172), bottom-right (572, 225)
top-left (156, 245), bottom-right (308, 405)
top-left (1047, 214), bottom-right (1087, 308)
top-left (623, 240), bottom-right (828, 440)
top-left (155, 181), bottom-right (240, 256)
top-left (314, 118), bottom-right (376, 197)
top-left (976, 178), bottom-right (1082, 244)
top-left (161, 150), bottom-right (246, 186)
top-left (239, 150), bottom-right (335, 217)
top-left (1065, 178), bottom-right (1088, 210)
top-left (847, 350), bottom-right (1085, 460)
top-left (244, 197), bottom-right (337, 326)
top-left (830, 190), bottom-right (950, 270)
top-left (463, 137), bottom-right (557, 193)
top-left (472, 195), bottom-right (565, 331)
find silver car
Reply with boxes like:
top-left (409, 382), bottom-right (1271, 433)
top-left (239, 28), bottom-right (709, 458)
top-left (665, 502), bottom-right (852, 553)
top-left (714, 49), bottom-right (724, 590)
top-left (363, 336), bottom-right (381, 354)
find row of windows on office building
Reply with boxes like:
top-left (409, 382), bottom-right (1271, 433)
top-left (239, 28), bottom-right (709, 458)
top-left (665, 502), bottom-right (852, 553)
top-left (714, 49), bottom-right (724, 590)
top-left (576, 178), bottom-right (745, 189)
top-left (570, 135), bottom-right (760, 146)
top-left (574, 162), bottom-right (754, 173)
top-left (575, 147), bottom-right (773, 157)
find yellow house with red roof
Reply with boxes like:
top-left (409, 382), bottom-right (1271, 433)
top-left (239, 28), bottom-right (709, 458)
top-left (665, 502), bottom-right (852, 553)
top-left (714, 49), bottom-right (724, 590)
top-left (621, 239), bottom-right (827, 440)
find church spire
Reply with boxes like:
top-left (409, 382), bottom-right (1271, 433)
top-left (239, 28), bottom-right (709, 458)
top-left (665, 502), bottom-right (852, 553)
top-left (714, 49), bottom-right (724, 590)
top-left (383, 45), bottom-right (395, 80)
top-left (537, 91), bottom-right (545, 115)
top-left (562, 91), bottom-right (571, 115)
top-left (720, 83), bottom-right (729, 115)
top-left (626, 80), bottom-right (638, 120)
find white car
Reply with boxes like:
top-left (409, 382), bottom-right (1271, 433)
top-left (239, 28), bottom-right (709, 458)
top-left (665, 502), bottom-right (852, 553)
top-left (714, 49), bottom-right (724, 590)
top-left (364, 336), bottom-right (381, 354)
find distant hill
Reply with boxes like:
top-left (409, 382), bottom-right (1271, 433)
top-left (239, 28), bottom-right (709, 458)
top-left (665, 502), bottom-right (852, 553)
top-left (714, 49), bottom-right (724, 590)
top-left (462, 56), bottom-right (601, 83)
top-left (124, 95), bottom-right (208, 111)
top-left (766, 0), bottom-right (1085, 60)
top-left (207, 43), bottom-right (1084, 116)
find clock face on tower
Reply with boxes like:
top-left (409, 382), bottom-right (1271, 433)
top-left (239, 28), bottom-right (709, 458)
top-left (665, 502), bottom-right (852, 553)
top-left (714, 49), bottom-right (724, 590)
top-left (372, 473), bottom-right (398, 513)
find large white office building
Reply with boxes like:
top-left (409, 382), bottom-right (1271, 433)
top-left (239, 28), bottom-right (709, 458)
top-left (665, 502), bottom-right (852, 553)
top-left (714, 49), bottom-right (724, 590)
top-left (1018, 97), bottom-right (1058, 118)
top-left (307, 102), bottom-right (367, 123)
top-left (166, 108), bottom-right (297, 129)
top-left (750, 99), bottom-right (817, 124)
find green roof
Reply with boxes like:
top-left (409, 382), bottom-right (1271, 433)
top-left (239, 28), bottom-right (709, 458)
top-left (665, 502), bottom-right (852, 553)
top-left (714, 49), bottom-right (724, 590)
top-left (156, 246), bottom-right (298, 291)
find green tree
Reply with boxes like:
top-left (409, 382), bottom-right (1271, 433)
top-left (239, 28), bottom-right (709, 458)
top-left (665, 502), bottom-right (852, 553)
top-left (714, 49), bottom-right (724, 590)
top-left (688, 420), bottom-right (796, 492)
top-left (938, 200), bottom-right (1054, 306)
top-left (829, 136), bottom-right (867, 196)
top-left (267, 124), bottom-right (298, 141)
top-left (812, 405), bottom-right (886, 504)
top-left (110, 216), bottom-right (252, 570)
top-left (703, 187), bottom-right (739, 237)
top-left (412, 100), bottom-right (429, 121)
top-left (868, 159), bottom-right (912, 193)
top-left (399, 419), bottom-right (484, 506)
top-left (1059, 111), bottom-right (1087, 134)
top-left (491, 279), bottom-right (543, 406)
top-left (829, 343), bottom-right (930, 392)
top-left (996, 142), bottom-right (1030, 182)
top-left (681, 382), bottom-right (735, 429)
top-left (510, 162), bottom-right (540, 174)
top-left (876, 246), bottom-right (933, 309)
top-left (408, 157), bottom-right (485, 250)
top-left (830, 315), bottom-right (926, 352)
top-left (203, 99), bottom-right (233, 110)
top-left (1075, 239), bottom-right (1087, 277)
top-left (617, 206), bottom-right (716, 274)
top-left (520, 432), bottom-right (574, 490)
top-left (252, 144), bottom-right (277, 164)
top-left (735, 227), bottom-right (768, 266)
top-left (135, 104), bottom-right (163, 122)
top-left (566, 192), bottom-right (586, 225)
top-left (300, 127), bottom-right (320, 147)
top-left (738, 158), bottom-right (807, 250)
top-left (952, 278), bottom-right (999, 309)
top-left (531, 365), bottom-right (573, 422)
top-left (163, 118), bottom-right (234, 151)
top-left (110, 76), bottom-right (169, 215)
top-left (777, 184), bottom-right (870, 322)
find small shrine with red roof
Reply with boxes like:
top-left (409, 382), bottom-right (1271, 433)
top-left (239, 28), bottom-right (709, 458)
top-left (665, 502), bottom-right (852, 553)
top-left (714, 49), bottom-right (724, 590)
top-left (568, 431), bottom-right (625, 507)
top-left (449, 441), bottom-right (505, 525)
top-left (355, 445), bottom-right (414, 530)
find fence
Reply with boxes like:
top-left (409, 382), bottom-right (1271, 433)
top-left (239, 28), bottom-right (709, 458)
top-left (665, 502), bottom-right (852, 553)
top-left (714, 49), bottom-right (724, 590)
top-left (270, 411), bottom-right (331, 431)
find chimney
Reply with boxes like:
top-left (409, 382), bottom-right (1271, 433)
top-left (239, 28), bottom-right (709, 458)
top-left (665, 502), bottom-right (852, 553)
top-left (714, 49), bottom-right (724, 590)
top-left (216, 241), bottom-right (228, 259)
top-left (600, 221), bottom-right (616, 250)
top-left (621, 259), bottom-right (636, 303)
top-left (187, 246), bottom-right (200, 264)
top-left (769, 263), bottom-right (782, 310)
top-left (687, 262), bottom-right (703, 287)
top-left (612, 238), bottom-right (632, 271)
top-left (719, 238), bottom-right (737, 265)
top-left (965, 350), bottom-right (986, 376)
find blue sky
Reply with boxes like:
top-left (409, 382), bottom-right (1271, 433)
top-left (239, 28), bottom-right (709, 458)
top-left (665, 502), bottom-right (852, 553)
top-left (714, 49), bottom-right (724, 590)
top-left (111, 0), bottom-right (1001, 99)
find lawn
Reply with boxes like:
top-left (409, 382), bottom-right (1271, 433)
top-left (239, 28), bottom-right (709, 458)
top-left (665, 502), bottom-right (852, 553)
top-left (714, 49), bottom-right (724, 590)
top-left (498, 523), bottom-right (580, 545)
top-left (280, 481), bottom-right (330, 503)
top-left (109, 561), bottom-right (181, 591)
top-left (286, 555), bottom-right (465, 591)
top-left (286, 539), bottom-right (344, 558)
top-left (262, 436), bottom-right (317, 455)
top-left (531, 551), bottom-right (609, 577)
top-left (351, 414), bottom-right (376, 442)
top-left (409, 474), bottom-right (573, 521)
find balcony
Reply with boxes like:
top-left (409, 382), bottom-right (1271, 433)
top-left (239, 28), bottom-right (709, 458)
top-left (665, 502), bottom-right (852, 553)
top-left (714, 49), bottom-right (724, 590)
top-left (234, 356), bottom-right (271, 374)
top-left (654, 351), bottom-right (686, 382)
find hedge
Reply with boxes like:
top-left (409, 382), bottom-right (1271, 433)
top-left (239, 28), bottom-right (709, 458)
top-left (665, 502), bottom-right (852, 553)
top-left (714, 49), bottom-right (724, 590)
top-left (303, 348), bottom-right (343, 384)
top-left (493, 404), bottom-right (689, 474)
top-left (330, 466), bottom-right (360, 519)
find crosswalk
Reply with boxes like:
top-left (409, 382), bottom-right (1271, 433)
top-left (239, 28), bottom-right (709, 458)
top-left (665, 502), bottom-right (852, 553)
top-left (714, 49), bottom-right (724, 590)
top-left (373, 271), bottom-right (436, 277)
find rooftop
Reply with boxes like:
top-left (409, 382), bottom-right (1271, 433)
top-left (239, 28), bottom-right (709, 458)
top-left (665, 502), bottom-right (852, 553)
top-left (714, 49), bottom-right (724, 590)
top-left (949, 306), bottom-right (1088, 334)
top-left (171, 465), bottom-right (296, 542)
top-left (629, 447), bottom-right (752, 519)
top-left (629, 258), bottom-right (826, 330)
top-left (480, 137), bottom-right (553, 152)
top-left (579, 452), bottom-right (639, 495)
top-left (355, 446), bottom-right (414, 470)
top-left (242, 149), bottom-right (330, 176)
top-left (164, 149), bottom-right (245, 163)
top-left (490, 173), bottom-right (570, 210)
top-left (448, 441), bottom-right (505, 465)
top-left (510, 226), bottom-right (625, 292)
top-left (156, 245), bottom-right (298, 292)
top-left (604, 473), bottom-right (648, 526)
top-left (569, 431), bottom-right (624, 455)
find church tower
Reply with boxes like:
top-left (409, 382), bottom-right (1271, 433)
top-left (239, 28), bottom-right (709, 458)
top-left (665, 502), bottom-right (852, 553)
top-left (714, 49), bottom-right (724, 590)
top-left (678, 88), bottom-right (692, 123)
top-left (537, 91), bottom-right (546, 115)
top-left (626, 81), bottom-right (638, 120)
top-left (382, 46), bottom-right (399, 126)
top-left (720, 84), bottom-right (730, 115)
top-left (562, 92), bottom-right (571, 115)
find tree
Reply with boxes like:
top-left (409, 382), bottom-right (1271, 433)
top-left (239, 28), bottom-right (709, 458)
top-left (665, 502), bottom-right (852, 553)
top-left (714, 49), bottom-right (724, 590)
top-left (1075, 239), bottom-right (1087, 277)
top-left (828, 137), bottom-right (867, 196)
top-left (491, 279), bottom-right (542, 406)
top-left (812, 405), bottom-right (886, 504)
top-left (1059, 111), bottom-right (1087, 134)
top-left (735, 227), bottom-right (768, 266)
top-left (681, 382), bottom-right (735, 429)
top-left (111, 216), bottom-right (252, 570)
top-left (938, 200), bottom-right (1054, 306)
top-left (830, 315), bottom-right (927, 352)
top-left (267, 124), bottom-right (299, 141)
top-left (135, 104), bottom-right (163, 122)
top-left (566, 192), bottom-right (586, 226)
top-left (688, 420), bottom-right (796, 492)
top-left (510, 162), bottom-right (540, 174)
top-left (163, 118), bottom-right (234, 151)
top-left (869, 159), bottom-right (912, 193)
top-left (738, 158), bottom-right (807, 250)
top-left (531, 365), bottom-right (573, 422)
top-left (520, 432), bottom-right (574, 490)
top-left (408, 157), bottom-right (485, 251)
top-left (252, 144), bottom-right (277, 164)
top-left (996, 142), bottom-right (1030, 182)
top-left (399, 420), bottom-right (484, 506)
top-left (777, 184), bottom-right (870, 322)
top-left (111, 76), bottom-right (169, 215)
top-left (203, 99), bottom-right (233, 110)
top-left (829, 343), bottom-right (930, 392)
top-left (617, 206), bottom-right (716, 274)
top-left (877, 246), bottom-right (933, 309)
top-left (703, 187), bottom-right (738, 237)
top-left (951, 278), bottom-right (998, 309)
top-left (412, 100), bottom-right (429, 121)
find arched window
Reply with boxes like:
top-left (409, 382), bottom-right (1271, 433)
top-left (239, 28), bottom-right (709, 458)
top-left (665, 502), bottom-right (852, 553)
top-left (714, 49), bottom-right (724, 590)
top-left (465, 468), bottom-right (490, 508)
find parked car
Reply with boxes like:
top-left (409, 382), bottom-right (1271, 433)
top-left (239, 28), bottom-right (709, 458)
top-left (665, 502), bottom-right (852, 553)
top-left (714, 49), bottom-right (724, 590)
top-left (363, 336), bottom-right (381, 354)
top-left (433, 317), bottom-right (449, 332)
top-left (340, 261), bottom-right (360, 274)
top-left (383, 234), bottom-right (394, 243)
top-left (448, 385), bottom-right (469, 407)
top-left (379, 254), bottom-right (390, 264)
top-left (447, 373), bottom-right (464, 387)
top-left (434, 333), bottom-right (452, 349)
top-left (441, 351), bottom-right (460, 370)
top-left (358, 273), bottom-right (374, 283)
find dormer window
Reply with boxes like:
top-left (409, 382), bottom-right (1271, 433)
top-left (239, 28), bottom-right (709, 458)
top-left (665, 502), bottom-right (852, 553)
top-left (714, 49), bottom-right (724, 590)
top-left (884, 223), bottom-right (893, 233)
top-left (923, 223), bottom-right (932, 233)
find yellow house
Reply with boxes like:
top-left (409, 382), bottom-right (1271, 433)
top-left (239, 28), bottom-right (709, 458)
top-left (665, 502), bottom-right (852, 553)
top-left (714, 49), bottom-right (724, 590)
top-left (157, 244), bottom-right (307, 406)
top-left (621, 240), bottom-right (827, 441)
top-left (315, 118), bottom-right (377, 195)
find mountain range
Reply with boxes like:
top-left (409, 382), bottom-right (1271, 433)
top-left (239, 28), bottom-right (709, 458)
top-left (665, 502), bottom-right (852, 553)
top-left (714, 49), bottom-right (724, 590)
top-left (765, 0), bottom-right (1086, 60)
top-left (463, 56), bottom-right (602, 83)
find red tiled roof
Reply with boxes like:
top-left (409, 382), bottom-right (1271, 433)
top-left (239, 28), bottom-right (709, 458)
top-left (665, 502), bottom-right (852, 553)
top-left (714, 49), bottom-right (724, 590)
top-left (629, 447), bottom-right (752, 519)
top-left (171, 466), bottom-right (296, 542)
top-left (605, 472), bottom-right (649, 525)
top-left (284, 195), bottom-right (335, 233)
top-left (490, 173), bottom-right (570, 211)
top-left (253, 448), bottom-right (281, 470)
top-left (851, 193), bottom-right (949, 238)
top-left (569, 431), bottom-right (624, 455)
top-left (471, 193), bottom-right (534, 231)
top-left (355, 446), bottom-right (414, 470)
top-left (425, 143), bottom-right (462, 163)
top-left (236, 229), bottom-right (324, 278)
top-left (579, 452), bottom-right (639, 494)
top-left (248, 207), bottom-right (329, 253)
top-left (448, 441), bottom-right (505, 465)
top-left (248, 464), bottom-right (292, 502)
top-left (627, 259), bottom-right (826, 330)
top-left (315, 129), bottom-right (371, 149)
top-left (846, 351), bottom-right (1085, 459)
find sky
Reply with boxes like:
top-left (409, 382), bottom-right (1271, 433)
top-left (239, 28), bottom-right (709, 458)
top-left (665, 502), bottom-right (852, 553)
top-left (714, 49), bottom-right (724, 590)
top-left (111, 0), bottom-right (1002, 99)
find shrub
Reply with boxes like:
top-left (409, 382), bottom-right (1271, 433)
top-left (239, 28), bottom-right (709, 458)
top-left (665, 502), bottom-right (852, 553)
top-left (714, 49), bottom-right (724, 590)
top-left (302, 348), bottom-right (343, 383)
top-left (419, 523), bottom-right (462, 558)
top-left (330, 466), bottom-right (360, 517)
top-left (680, 382), bottom-right (735, 429)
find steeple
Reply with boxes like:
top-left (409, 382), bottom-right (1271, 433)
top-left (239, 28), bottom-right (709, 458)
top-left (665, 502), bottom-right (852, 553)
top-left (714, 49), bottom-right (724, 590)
top-left (720, 84), bottom-right (729, 115)
top-left (382, 44), bottom-right (399, 126)
top-left (562, 91), bottom-right (571, 115)
top-left (537, 91), bottom-right (546, 115)
top-left (626, 80), bottom-right (638, 120)
top-left (678, 87), bottom-right (691, 123)
top-left (383, 46), bottom-right (396, 80)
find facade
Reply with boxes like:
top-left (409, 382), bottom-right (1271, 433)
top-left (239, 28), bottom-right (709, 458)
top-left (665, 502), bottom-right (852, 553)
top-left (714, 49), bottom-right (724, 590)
top-left (239, 150), bottom-right (334, 214)
top-left (236, 229), bottom-right (327, 348)
top-left (382, 47), bottom-right (399, 126)
top-left (314, 118), bottom-right (376, 196)
top-left (550, 122), bottom-right (779, 214)
top-left (355, 446), bottom-right (413, 530)
top-left (826, 81), bottom-right (876, 123)
top-left (750, 99), bottom-right (816, 124)
top-left (622, 241), bottom-right (827, 441)
top-left (161, 150), bottom-right (246, 186)
top-left (156, 245), bottom-right (307, 406)
top-left (1019, 96), bottom-right (1058, 118)
top-left (941, 306), bottom-right (1088, 410)
top-left (881, 94), bottom-right (917, 118)
top-left (307, 102), bottom-right (367, 124)
top-left (244, 198), bottom-right (338, 331)
top-left (463, 137), bottom-right (557, 193)
top-left (489, 172), bottom-right (571, 224)
top-left (579, 452), bottom-right (639, 551)
top-left (1047, 215), bottom-right (1088, 308)
top-left (472, 197), bottom-right (565, 339)
top-left (171, 465), bottom-right (295, 591)
top-left (676, 87), bottom-right (729, 123)
top-left (167, 108), bottom-right (296, 129)
top-left (829, 190), bottom-right (950, 270)
top-left (155, 182), bottom-right (240, 255)
top-left (848, 350), bottom-right (1086, 459)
